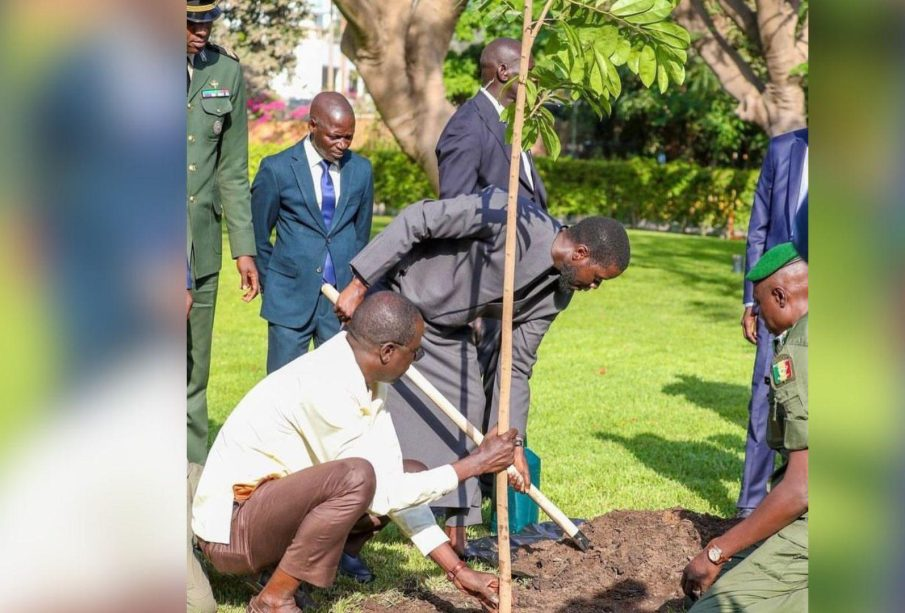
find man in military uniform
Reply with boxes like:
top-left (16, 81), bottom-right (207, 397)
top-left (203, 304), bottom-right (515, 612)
top-left (682, 242), bottom-right (808, 610)
top-left (187, 0), bottom-right (259, 465)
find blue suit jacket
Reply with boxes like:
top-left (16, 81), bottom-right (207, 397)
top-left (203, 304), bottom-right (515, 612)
top-left (743, 128), bottom-right (808, 304)
top-left (436, 92), bottom-right (547, 208)
top-left (252, 141), bottom-right (373, 328)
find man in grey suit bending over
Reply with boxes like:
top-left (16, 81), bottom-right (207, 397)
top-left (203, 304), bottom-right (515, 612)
top-left (335, 188), bottom-right (630, 554)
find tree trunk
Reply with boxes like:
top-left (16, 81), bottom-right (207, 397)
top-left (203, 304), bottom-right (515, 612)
top-left (674, 0), bottom-right (807, 136)
top-left (333, 0), bottom-right (466, 191)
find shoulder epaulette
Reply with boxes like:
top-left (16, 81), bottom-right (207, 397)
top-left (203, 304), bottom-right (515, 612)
top-left (207, 42), bottom-right (240, 62)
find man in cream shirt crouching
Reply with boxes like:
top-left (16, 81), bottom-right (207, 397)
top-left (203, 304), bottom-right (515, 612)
top-left (192, 291), bottom-right (517, 612)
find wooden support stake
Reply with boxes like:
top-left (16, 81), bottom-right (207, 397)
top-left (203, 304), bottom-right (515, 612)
top-left (497, 2), bottom-right (535, 611)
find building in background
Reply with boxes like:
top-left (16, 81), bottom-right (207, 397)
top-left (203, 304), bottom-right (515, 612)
top-left (271, 0), bottom-right (373, 115)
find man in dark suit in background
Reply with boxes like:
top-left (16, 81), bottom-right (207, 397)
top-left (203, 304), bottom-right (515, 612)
top-left (738, 128), bottom-right (808, 517)
top-left (252, 92), bottom-right (374, 375)
top-left (436, 37), bottom-right (547, 208)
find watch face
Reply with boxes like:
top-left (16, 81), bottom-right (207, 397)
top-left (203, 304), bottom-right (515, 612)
top-left (707, 546), bottom-right (722, 563)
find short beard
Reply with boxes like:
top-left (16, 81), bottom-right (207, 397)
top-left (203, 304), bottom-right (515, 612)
top-left (557, 263), bottom-right (578, 292)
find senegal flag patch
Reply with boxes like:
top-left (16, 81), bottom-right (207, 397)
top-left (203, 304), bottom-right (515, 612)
top-left (772, 357), bottom-right (795, 386)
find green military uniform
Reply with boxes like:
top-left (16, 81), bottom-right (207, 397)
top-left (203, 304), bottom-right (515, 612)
top-left (692, 313), bottom-right (808, 612)
top-left (187, 41), bottom-right (256, 463)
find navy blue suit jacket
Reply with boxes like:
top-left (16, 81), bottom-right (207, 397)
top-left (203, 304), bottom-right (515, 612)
top-left (252, 141), bottom-right (373, 328)
top-left (743, 128), bottom-right (808, 304)
top-left (436, 92), bottom-right (547, 208)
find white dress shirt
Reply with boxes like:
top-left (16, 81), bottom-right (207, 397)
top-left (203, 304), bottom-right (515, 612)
top-left (480, 87), bottom-right (534, 191)
top-left (797, 148), bottom-right (808, 213)
top-left (192, 332), bottom-right (458, 555)
top-left (304, 135), bottom-right (342, 209)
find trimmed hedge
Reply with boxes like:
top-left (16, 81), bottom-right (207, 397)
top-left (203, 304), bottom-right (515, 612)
top-left (249, 143), bottom-right (758, 235)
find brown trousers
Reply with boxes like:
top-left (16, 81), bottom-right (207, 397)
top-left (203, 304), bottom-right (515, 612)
top-left (200, 458), bottom-right (376, 588)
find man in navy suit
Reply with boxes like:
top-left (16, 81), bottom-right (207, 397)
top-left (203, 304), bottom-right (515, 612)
top-left (436, 37), bottom-right (547, 208)
top-left (432, 38), bottom-right (548, 553)
top-left (738, 128), bottom-right (808, 517)
top-left (253, 92), bottom-right (373, 374)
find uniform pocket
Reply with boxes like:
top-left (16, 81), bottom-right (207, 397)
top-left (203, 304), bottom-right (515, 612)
top-left (200, 96), bottom-right (233, 116)
top-left (200, 97), bottom-right (232, 140)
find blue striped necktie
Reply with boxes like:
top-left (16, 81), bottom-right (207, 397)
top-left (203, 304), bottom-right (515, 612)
top-left (319, 160), bottom-right (337, 285)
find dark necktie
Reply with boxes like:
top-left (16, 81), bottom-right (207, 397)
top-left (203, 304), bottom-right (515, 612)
top-left (319, 160), bottom-right (337, 285)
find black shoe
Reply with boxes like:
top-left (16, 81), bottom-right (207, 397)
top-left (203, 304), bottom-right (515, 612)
top-left (339, 552), bottom-right (375, 583)
top-left (245, 569), bottom-right (315, 610)
top-left (735, 508), bottom-right (755, 519)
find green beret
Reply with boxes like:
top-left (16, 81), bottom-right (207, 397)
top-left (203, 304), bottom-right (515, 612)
top-left (746, 242), bottom-right (801, 283)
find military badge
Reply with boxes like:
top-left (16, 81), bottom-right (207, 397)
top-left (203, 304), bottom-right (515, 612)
top-left (771, 357), bottom-right (795, 386)
top-left (213, 119), bottom-right (223, 135)
top-left (201, 89), bottom-right (231, 98)
top-left (210, 79), bottom-right (219, 88)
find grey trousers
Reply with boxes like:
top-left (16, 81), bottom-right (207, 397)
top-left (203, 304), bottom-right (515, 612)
top-left (388, 322), bottom-right (486, 527)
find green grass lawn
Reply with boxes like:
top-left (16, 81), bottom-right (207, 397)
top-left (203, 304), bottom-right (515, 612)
top-left (206, 220), bottom-right (750, 611)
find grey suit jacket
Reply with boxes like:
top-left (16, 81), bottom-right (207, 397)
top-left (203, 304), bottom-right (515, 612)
top-left (350, 188), bottom-right (571, 433)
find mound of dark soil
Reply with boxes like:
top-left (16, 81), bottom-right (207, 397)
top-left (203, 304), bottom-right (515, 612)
top-left (362, 508), bottom-right (738, 613)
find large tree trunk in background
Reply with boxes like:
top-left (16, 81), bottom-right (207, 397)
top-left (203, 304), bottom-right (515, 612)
top-left (675, 0), bottom-right (807, 136)
top-left (333, 0), bottom-right (465, 191)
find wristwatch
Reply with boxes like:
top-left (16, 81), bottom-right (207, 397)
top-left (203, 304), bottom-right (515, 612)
top-left (706, 544), bottom-right (728, 565)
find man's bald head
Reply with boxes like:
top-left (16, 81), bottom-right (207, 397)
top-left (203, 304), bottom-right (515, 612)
top-left (310, 91), bottom-right (354, 123)
top-left (347, 291), bottom-right (424, 348)
top-left (347, 292), bottom-right (425, 385)
top-left (753, 260), bottom-right (808, 336)
top-left (308, 92), bottom-right (355, 162)
top-left (480, 38), bottom-right (533, 104)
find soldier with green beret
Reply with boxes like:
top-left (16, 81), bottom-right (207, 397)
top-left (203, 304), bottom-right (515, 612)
top-left (187, 0), bottom-right (259, 465)
top-left (682, 242), bottom-right (808, 611)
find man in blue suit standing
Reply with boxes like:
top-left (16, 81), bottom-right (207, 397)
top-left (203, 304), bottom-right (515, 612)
top-left (253, 92), bottom-right (373, 375)
top-left (738, 127), bottom-right (808, 517)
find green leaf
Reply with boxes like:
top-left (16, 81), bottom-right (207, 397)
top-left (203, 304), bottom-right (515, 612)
top-left (588, 52), bottom-right (604, 92)
top-left (623, 0), bottom-right (674, 25)
top-left (605, 53), bottom-right (621, 98)
top-left (595, 92), bottom-right (612, 116)
top-left (522, 121), bottom-right (538, 151)
top-left (610, 0), bottom-right (655, 17)
top-left (643, 21), bottom-right (691, 49)
top-left (584, 95), bottom-right (604, 119)
top-left (538, 114), bottom-right (561, 161)
top-left (524, 78), bottom-right (538, 110)
top-left (656, 63), bottom-right (668, 93)
top-left (594, 49), bottom-right (621, 98)
top-left (664, 58), bottom-right (685, 85)
top-left (627, 46), bottom-right (641, 74)
top-left (610, 38), bottom-right (632, 66)
top-left (560, 21), bottom-right (583, 54)
top-left (501, 105), bottom-right (514, 125)
top-left (590, 25), bottom-right (619, 56)
top-left (639, 44), bottom-right (656, 87)
top-left (569, 54), bottom-right (587, 84)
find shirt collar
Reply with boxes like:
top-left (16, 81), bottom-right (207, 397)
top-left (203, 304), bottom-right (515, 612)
top-left (335, 332), bottom-right (386, 417)
top-left (480, 87), bottom-right (506, 117)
